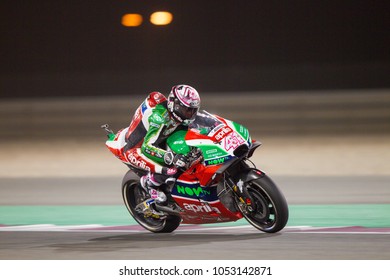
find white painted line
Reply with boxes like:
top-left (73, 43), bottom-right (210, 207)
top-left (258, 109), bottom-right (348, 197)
top-left (0, 224), bottom-right (102, 231)
top-left (0, 224), bottom-right (389, 234)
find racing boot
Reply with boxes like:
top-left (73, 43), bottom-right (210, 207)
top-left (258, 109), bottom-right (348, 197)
top-left (136, 175), bottom-right (167, 218)
top-left (140, 175), bottom-right (167, 204)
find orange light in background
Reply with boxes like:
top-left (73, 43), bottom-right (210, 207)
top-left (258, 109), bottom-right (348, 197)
top-left (150, 11), bottom-right (173, 25)
top-left (121, 14), bottom-right (143, 27)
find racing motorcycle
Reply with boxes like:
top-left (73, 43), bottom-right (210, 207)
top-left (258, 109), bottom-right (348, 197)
top-left (102, 110), bottom-right (288, 233)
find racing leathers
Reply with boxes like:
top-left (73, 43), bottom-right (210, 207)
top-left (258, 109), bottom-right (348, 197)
top-left (124, 91), bottom-right (187, 190)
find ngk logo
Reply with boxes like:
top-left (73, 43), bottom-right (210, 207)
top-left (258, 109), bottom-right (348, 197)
top-left (214, 127), bottom-right (233, 141)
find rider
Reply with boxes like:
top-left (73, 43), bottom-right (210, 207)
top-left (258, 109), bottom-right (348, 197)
top-left (123, 84), bottom-right (201, 212)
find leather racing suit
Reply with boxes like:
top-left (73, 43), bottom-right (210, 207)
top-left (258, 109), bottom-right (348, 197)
top-left (123, 91), bottom-right (187, 185)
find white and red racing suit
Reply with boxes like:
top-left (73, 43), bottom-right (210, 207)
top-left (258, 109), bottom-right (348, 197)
top-left (123, 91), bottom-right (187, 182)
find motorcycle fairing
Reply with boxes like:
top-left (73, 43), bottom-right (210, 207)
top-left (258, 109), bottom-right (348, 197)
top-left (170, 169), bottom-right (243, 224)
top-left (174, 196), bottom-right (243, 224)
top-left (171, 179), bottom-right (218, 202)
top-left (105, 127), bottom-right (128, 162)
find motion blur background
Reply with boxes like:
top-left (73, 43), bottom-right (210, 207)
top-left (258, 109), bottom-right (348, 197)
top-left (1, 0), bottom-right (390, 97)
top-left (0, 1), bottom-right (389, 176)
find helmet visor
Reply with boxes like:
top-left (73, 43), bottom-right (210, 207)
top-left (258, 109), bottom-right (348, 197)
top-left (174, 99), bottom-right (198, 120)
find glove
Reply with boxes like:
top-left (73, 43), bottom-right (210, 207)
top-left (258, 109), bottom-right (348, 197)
top-left (190, 147), bottom-right (203, 160)
top-left (187, 147), bottom-right (204, 168)
top-left (172, 154), bottom-right (189, 169)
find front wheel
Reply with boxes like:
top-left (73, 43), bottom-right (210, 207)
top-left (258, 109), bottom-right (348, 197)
top-left (122, 175), bottom-right (181, 233)
top-left (238, 174), bottom-right (289, 233)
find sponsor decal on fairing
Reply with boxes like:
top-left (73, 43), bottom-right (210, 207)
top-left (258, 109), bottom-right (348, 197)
top-left (172, 181), bottom-right (218, 201)
top-left (214, 126), bottom-right (233, 142)
top-left (127, 153), bottom-right (151, 171)
top-left (204, 156), bottom-right (233, 166)
top-left (224, 132), bottom-right (245, 151)
top-left (183, 203), bottom-right (221, 214)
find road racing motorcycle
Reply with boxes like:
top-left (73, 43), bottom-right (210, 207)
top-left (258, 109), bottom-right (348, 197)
top-left (102, 110), bottom-right (288, 233)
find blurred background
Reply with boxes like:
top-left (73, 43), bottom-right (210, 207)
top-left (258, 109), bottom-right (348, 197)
top-left (1, 0), bottom-right (389, 98)
top-left (0, 0), bottom-right (389, 178)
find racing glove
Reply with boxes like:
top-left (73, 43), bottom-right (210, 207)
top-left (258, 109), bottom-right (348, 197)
top-left (164, 152), bottom-right (189, 169)
top-left (172, 154), bottom-right (189, 169)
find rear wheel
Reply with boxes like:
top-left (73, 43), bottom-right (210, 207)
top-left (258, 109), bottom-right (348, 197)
top-left (238, 174), bottom-right (289, 233)
top-left (122, 178), bottom-right (181, 233)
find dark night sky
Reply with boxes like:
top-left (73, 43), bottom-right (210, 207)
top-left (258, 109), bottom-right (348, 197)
top-left (1, 1), bottom-right (390, 97)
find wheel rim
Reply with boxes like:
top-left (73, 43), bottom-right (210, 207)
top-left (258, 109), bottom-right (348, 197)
top-left (124, 182), bottom-right (166, 231)
top-left (245, 183), bottom-right (277, 229)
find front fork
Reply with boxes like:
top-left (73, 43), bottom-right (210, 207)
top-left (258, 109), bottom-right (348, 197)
top-left (225, 176), bottom-right (255, 215)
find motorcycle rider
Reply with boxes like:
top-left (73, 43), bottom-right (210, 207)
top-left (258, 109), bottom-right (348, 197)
top-left (123, 84), bottom-right (201, 216)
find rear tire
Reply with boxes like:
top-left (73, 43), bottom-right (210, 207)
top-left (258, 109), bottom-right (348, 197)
top-left (122, 175), bottom-right (181, 233)
top-left (239, 174), bottom-right (288, 233)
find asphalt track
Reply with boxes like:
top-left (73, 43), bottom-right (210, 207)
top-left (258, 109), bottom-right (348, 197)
top-left (1, 162), bottom-right (390, 260)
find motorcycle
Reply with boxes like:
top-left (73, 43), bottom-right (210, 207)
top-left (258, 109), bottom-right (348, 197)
top-left (102, 110), bottom-right (288, 233)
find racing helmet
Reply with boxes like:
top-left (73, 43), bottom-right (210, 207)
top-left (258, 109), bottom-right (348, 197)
top-left (167, 85), bottom-right (201, 124)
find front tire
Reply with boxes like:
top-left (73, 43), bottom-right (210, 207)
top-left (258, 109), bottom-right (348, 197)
top-left (239, 174), bottom-right (289, 233)
top-left (122, 172), bottom-right (181, 233)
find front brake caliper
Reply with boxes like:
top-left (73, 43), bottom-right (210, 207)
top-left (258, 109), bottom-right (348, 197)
top-left (233, 181), bottom-right (254, 213)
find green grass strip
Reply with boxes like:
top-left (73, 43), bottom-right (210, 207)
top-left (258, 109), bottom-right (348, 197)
top-left (1, 204), bottom-right (389, 227)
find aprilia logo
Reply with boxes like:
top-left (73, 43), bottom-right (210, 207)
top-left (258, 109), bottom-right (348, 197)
top-left (183, 203), bottom-right (221, 214)
top-left (127, 153), bottom-right (150, 171)
top-left (214, 127), bottom-right (233, 141)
